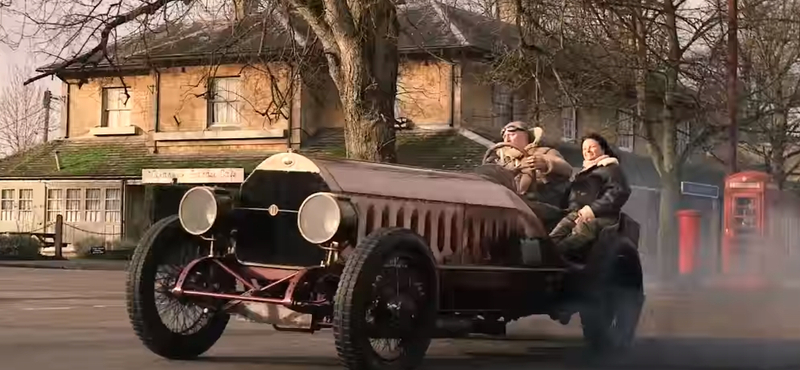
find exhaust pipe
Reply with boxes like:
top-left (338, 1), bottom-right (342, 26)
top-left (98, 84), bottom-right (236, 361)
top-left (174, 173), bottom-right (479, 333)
top-left (432, 316), bottom-right (507, 338)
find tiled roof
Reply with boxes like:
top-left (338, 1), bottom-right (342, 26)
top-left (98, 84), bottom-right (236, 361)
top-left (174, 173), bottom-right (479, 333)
top-left (399, 2), bottom-right (518, 52)
top-left (299, 127), bottom-right (488, 171)
top-left (0, 137), bottom-right (271, 179)
top-left (38, 1), bottom-right (517, 74)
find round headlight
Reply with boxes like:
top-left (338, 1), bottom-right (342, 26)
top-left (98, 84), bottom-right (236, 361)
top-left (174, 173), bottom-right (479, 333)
top-left (297, 193), bottom-right (354, 244)
top-left (179, 187), bottom-right (218, 235)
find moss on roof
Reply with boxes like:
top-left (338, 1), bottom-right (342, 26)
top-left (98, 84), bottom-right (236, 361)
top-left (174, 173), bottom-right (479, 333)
top-left (0, 137), bottom-right (271, 179)
top-left (0, 128), bottom-right (489, 179)
top-left (300, 128), bottom-right (487, 171)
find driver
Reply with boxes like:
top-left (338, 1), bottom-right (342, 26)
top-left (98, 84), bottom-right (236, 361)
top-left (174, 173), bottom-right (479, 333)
top-left (549, 133), bottom-right (631, 258)
top-left (487, 121), bottom-right (574, 209)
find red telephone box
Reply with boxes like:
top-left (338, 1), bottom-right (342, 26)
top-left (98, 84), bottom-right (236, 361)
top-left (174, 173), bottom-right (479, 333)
top-left (719, 170), bottom-right (800, 285)
top-left (722, 171), bottom-right (769, 277)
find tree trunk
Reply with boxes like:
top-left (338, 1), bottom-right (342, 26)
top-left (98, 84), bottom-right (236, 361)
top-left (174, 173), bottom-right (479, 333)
top-left (658, 173), bottom-right (680, 280)
top-left (657, 0), bottom-right (681, 280)
top-left (327, 1), bottom-right (398, 163)
top-left (770, 111), bottom-right (788, 189)
top-left (633, 5), bottom-right (648, 152)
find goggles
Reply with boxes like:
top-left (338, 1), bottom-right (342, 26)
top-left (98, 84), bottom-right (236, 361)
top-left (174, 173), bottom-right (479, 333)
top-left (501, 125), bottom-right (527, 135)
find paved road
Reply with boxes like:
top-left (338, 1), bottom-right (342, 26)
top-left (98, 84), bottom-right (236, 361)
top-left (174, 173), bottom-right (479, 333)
top-left (2, 268), bottom-right (800, 370)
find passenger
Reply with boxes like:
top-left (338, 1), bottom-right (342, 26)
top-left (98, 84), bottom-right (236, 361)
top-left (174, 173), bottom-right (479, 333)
top-left (549, 133), bottom-right (631, 259)
top-left (487, 121), bottom-right (573, 210)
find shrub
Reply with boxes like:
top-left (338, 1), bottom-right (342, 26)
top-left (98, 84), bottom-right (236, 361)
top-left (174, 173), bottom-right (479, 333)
top-left (104, 238), bottom-right (138, 260)
top-left (0, 234), bottom-right (42, 260)
top-left (109, 238), bottom-right (138, 250)
top-left (73, 237), bottom-right (137, 260)
top-left (72, 236), bottom-right (106, 258)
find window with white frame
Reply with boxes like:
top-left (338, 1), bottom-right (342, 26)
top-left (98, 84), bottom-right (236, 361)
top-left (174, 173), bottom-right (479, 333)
top-left (208, 77), bottom-right (243, 127)
top-left (17, 189), bottom-right (33, 223)
top-left (85, 188), bottom-right (102, 223)
top-left (102, 87), bottom-right (132, 128)
top-left (677, 120), bottom-right (691, 155)
top-left (104, 189), bottom-right (121, 223)
top-left (1, 189), bottom-right (13, 221)
top-left (617, 110), bottom-right (635, 151)
top-left (65, 188), bottom-right (81, 222)
top-left (44, 187), bottom-right (121, 227)
top-left (46, 189), bottom-right (63, 227)
top-left (561, 101), bottom-right (577, 142)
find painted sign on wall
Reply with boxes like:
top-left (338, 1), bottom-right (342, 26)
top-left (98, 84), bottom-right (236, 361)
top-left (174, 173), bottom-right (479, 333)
top-left (141, 168), bottom-right (245, 184)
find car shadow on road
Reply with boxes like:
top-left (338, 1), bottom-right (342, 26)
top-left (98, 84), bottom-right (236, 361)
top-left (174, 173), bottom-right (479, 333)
top-left (195, 336), bottom-right (800, 370)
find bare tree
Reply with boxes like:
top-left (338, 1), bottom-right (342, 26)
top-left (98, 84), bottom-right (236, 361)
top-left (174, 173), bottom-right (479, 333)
top-left (6, 0), bottom-right (403, 162)
top-left (737, 0), bottom-right (800, 189)
top-left (488, 0), bottom-right (730, 277)
top-left (0, 64), bottom-right (58, 157)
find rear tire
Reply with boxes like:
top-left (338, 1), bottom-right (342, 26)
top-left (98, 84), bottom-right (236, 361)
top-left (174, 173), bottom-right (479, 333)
top-left (333, 228), bottom-right (438, 370)
top-left (126, 215), bottom-right (230, 360)
top-left (580, 254), bottom-right (644, 352)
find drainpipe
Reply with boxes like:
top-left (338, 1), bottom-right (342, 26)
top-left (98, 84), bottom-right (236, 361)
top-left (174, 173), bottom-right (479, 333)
top-left (287, 66), bottom-right (297, 150)
top-left (449, 62), bottom-right (456, 127)
top-left (147, 69), bottom-right (161, 154)
top-left (153, 70), bottom-right (161, 132)
top-left (120, 179), bottom-right (126, 243)
top-left (64, 82), bottom-right (71, 138)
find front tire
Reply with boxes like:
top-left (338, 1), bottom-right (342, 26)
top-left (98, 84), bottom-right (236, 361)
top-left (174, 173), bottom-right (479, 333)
top-left (333, 228), bottom-right (438, 370)
top-left (126, 215), bottom-right (230, 360)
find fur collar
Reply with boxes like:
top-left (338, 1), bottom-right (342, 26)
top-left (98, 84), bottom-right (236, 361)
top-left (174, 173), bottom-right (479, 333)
top-left (578, 156), bottom-right (619, 174)
top-left (595, 157), bottom-right (619, 167)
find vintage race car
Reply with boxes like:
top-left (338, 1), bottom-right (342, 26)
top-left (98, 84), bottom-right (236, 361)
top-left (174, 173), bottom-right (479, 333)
top-left (126, 150), bottom-right (645, 370)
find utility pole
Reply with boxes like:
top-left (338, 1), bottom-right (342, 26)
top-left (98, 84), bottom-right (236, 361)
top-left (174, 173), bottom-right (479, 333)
top-left (43, 89), bottom-right (51, 142)
top-left (727, 0), bottom-right (739, 173)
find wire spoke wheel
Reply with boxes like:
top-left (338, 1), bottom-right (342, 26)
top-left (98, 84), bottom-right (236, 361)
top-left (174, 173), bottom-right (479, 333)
top-left (127, 215), bottom-right (232, 360)
top-left (334, 228), bottom-right (437, 370)
top-left (364, 253), bottom-right (430, 362)
top-left (152, 241), bottom-right (214, 335)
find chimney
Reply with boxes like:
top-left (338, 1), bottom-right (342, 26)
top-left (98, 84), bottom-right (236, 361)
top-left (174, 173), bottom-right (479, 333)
top-left (233, 0), bottom-right (257, 22)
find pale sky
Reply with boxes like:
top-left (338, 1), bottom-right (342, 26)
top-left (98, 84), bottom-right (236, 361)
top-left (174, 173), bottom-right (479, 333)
top-left (0, 43), bottom-right (60, 92)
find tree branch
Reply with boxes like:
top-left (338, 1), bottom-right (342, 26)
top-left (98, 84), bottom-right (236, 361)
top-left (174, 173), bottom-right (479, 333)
top-left (23, 0), bottom-right (184, 85)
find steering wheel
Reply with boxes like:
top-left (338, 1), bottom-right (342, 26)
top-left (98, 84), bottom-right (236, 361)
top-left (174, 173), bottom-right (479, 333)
top-left (482, 142), bottom-right (529, 168)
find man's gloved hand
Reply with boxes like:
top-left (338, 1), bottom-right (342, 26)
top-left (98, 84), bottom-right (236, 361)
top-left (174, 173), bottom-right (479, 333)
top-left (520, 155), bottom-right (550, 173)
top-left (575, 205), bottom-right (595, 227)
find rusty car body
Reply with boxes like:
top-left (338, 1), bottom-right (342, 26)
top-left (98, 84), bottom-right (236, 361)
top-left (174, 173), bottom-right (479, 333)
top-left (126, 150), bottom-right (645, 370)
